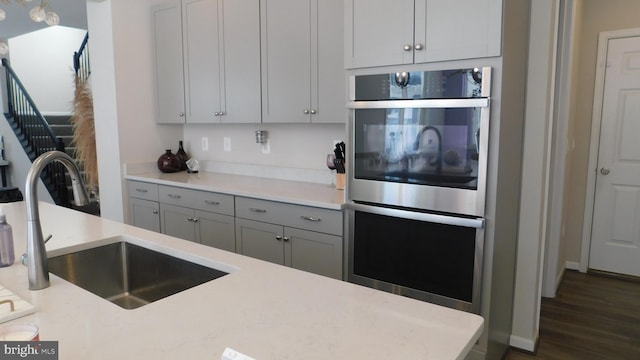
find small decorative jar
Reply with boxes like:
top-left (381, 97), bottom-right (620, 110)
top-left (157, 149), bottom-right (181, 173)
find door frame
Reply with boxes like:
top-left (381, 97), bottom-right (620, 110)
top-left (580, 27), bottom-right (640, 273)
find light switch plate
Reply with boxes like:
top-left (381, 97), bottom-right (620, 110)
top-left (201, 137), bottom-right (209, 151)
top-left (224, 137), bottom-right (231, 152)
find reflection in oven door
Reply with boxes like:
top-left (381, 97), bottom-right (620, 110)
top-left (346, 203), bottom-right (484, 314)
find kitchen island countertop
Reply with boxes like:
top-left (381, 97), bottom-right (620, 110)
top-left (0, 202), bottom-right (482, 359)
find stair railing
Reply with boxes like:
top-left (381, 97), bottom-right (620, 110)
top-left (73, 32), bottom-right (90, 80)
top-left (1, 58), bottom-right (70, 207)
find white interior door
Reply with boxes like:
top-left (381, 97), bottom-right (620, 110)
top-left (590, 36), bottom-right (640, 277)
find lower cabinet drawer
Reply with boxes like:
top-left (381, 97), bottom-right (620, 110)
top-left (158, 185), bottom-right (234, 216)
top-left (128, 181), bottom-right (159, 201)
top-left (235, 197), bottom-right (342, 236)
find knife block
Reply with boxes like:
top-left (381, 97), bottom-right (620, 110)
top-left (335, 173), bottom-right (345, 190)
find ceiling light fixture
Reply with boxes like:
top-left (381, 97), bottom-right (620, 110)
top-left (0, 0), bottom-right (61, 54)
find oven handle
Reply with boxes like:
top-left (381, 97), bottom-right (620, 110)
top-left (347, 98), bottom-right (489, 109)
top-left (347, 203), bottom-right (485, 229)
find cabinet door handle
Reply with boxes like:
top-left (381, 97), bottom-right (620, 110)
top-left (403, 44), bottom-right (412, 51)
top-left (283, 237), bottom-right (289, 242)
top-left (205, 200), bottom-right (221, 206)
top-left (414, 43), bottom-right (424, 50)
top-left (218, 111), bottom-right (225, 116)
top-left (300, 216), bottom-right (321, 222)
top-left (303, 109), bottom-right (310, 114)
top-left (135, 188), bottom-right (148, 193)
top-left (276, 235), bottom-right (283, 241)
top-left (168, 194), bottom-right (181, 199)
top-left (192, 218), bottom-right (199, 223)
top-left (179, 112), bottom-right (185, 117)
top-left (214, 112), bottom-right (220, 116)
top-left (310, 109), bottom-right (317, 114)
top-left (153, 210), bottom-right (158, 214)
top-left (249, 208), bottom-right (267, 213)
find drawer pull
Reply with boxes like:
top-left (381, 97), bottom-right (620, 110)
top-left (205, 200), bottom-right (220, 206)
top-left (276, 235), bottom-right (282, 241)
top-left (300, 216), bottom-right (321, 222)
top-left (168, 194), bottom-right (181, 199)
top-left (187, 217), bottom-right (199, 223)
top-left (135, 188), bottom-right (148, 193)
top-left (249, 208), bottom-right (267, 213)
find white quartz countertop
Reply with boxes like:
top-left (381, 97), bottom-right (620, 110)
top-left (126, 171), bottom-right (345, 210)
top-left (0, 202), bottom-right (483, 359)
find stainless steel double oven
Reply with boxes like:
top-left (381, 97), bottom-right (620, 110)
top-left (345, 67), bottom-right (491, 314)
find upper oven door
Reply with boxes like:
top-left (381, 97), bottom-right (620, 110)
top-left (347, 68), bottom-right (491, 216)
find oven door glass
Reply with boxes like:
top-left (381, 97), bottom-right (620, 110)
top-left (354, 106), bottom-right (483, 189)
top-left (351, 208), bottom-right (480, 306)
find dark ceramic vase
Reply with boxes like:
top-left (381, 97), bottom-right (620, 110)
top-left (176, 140), bottom-right (189, 171)
top-left (157, 149), bottom-right (181, 173)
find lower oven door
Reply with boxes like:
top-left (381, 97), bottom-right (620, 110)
top-left (346, 202), bottom-right (484, 314)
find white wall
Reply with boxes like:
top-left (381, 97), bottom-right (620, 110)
top-left (510, 0), bottom-right (558, 352)
top-left (8, 26), bottom-right (86, 115)
top-left (184, 123), bottom-right (345, 171)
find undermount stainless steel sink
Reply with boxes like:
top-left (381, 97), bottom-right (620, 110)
top-left (48, 239), bottom-right (229, 309)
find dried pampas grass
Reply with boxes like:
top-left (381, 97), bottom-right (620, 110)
top-left (70, 74), bottom-right (99, 190)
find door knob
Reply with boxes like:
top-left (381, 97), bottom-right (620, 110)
top-left (414, 43), bottom-right (424, 50)
top-left (600, 168), bottom-right (610, 175)
top-left (403, 44), bottom-right (412, 51)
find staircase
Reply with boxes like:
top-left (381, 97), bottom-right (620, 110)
top-left (1, 32), bottom-right (99, 215)
top-left (46, 115), bottom-right (76, 159)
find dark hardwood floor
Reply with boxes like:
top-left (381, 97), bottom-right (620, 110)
top-left (505, 270), bottom-right (640, 360)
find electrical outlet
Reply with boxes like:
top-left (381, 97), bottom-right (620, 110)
top-left (261, 141), bottom-right (270, 154)
top-left (224, 137), bottom-right (231, 152)
top-left (201, 137), bottom-right (208, 151)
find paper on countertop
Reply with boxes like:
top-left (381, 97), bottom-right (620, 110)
top-left (0, 285), bottom-right (35, 324)
top-left (222, 348), bottom-right (256, 360)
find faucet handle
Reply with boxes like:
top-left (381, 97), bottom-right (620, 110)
top-left (20, 234), bottom-right (52, 266)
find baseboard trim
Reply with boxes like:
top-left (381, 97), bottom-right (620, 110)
top-left (509, 334), bottom-right (537, 352)
top-left (565, 261), bottom-right (580, 271)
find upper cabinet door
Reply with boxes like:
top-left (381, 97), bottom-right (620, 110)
top-left (314, 0), bottom-right (346, 124)
top-left (345, 0), bottom-right (503, 69)
top-left (221, 0), bottom-right (261, 124)
top-left (152, 0), bottom-right (186, 124)
top-left (345, 0), bottom-right (415, 69)
top-left (261, 0), bottom-right (313, 123)
top-left (182, 0), bottom-right (222, 124)
top-left (415, 0), bottom-right (502, 63)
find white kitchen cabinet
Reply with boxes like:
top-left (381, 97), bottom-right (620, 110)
top-left (345, 0), bottom-right (503, 68)
top-left (236, 218), bottom-right (343, 280)
top-left (160, 203), bottom-right (236, 252)
top-left (260, 0), bottom-right (346, 123)
top-left (158, 185), bottom-right (236, 251)
top-left (152, 0), bottom-right (261, 124)
top-left (151, 0), bottom-right (186, 124)
top-left (127, 181), bottom-right (161, 232)
top-left (183, 0), bottom-right (261, 124)
top-left (129, 198), bottom-right (161, 232)
top-left (235, 197), bottom-right (343, 279)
